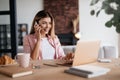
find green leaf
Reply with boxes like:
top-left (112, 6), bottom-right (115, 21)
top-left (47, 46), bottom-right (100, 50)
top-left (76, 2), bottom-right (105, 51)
top-left (90, 10), bottom-right (95, 15)
top-left (96, 10), bottom-right (101, 17)
top-left (104, 6), bottom-right (114, 14)
top-left (105, 21), bottom-right (112, 28)
top-left (101, 1), bottom-right (109, 9)
top-left (90, 0), bottom-right (99, 6)
top-left (116, 27), bottom-right (120, 33)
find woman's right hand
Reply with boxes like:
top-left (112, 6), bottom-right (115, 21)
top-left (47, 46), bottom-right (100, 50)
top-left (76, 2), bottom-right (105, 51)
top-left (34, 22), bottom-right (42, 40)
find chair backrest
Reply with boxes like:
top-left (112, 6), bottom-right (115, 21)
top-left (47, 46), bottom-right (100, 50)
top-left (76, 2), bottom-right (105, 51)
top-left (103, 46), bottom-right (117, 58)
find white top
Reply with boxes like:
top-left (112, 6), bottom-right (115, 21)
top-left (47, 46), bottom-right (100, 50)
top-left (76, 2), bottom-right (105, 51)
top-left (41, 38), bottom-right (55, 60)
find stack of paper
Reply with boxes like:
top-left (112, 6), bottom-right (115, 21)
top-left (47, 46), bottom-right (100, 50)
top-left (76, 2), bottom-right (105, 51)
top-left (64, 64), bottom-right (110, 78)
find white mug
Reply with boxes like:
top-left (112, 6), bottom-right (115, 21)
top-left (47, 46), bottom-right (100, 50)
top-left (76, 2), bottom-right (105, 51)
top-left (16, 53), bottom-right (30, 68)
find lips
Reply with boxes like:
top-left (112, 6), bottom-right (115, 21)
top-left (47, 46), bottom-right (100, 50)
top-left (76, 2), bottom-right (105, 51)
top-left (43, 28), bottom-right (50, 33)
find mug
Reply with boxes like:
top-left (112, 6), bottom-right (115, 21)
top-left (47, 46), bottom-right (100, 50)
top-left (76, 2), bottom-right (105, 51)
top-left (16, 53), bottom-right (30, 68)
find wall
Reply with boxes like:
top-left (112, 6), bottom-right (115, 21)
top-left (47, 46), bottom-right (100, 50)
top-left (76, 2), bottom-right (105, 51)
top-left (44, 0), bottom-right (79, 34)
top-left (79, 1), bottom-right (118, 46)
top-left (16, 0), bottom-right (43, 32)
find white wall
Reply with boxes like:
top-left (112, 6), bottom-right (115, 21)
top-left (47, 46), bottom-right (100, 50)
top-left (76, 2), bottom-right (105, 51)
top-left (16, 0), bottom-right (44, 33)
top-left (79, 0), bottom-right (118, 46)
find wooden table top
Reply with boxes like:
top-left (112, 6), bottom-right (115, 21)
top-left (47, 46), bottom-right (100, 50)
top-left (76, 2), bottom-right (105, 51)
top-left (0, 59), bottom-right (120, 80)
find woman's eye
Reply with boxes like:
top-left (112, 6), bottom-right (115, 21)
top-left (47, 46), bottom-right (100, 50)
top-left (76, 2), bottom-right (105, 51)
top-left (42, 22), bottom-right (46, 24)
top-left (42, 22), bottom-right (45, 24)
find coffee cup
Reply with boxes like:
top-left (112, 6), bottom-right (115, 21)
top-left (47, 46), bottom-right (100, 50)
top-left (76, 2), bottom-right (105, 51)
top-left (16, 53), bottom-right (30, 68)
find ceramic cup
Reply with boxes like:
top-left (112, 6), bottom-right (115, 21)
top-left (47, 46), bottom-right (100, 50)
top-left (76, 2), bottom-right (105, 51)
top-left (16, 53), bottom-right (30, 68)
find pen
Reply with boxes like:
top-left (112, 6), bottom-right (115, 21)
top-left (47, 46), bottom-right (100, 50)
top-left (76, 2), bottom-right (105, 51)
top-left (43, 63), bottom-right (58, 67)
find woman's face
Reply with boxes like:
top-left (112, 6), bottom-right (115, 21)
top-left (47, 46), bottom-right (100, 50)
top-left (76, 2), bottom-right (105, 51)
top-left (38, 17), bottom-right (52, 34)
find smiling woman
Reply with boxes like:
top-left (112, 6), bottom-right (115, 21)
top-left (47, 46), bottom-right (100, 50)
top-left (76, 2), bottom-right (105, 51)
top-left (23, 10), bottom-right (65, 60)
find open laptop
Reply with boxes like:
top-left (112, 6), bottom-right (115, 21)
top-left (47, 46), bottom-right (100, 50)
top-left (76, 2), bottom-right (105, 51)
top-left (72, 40), bottom-right (101, 66)
top-left (43, 40), bottom-right (100, 67)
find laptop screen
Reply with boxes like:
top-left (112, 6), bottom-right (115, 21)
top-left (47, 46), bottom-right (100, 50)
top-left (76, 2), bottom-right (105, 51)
top-left (72, 40), bottom-right (101, 66)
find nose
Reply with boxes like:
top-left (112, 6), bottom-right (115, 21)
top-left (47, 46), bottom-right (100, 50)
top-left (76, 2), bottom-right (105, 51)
top-left (46, 23), bottom-right (51, 28)
top-left (46, 24), bottom-right (49, 28)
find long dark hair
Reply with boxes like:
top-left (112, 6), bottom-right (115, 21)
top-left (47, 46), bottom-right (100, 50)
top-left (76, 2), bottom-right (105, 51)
top-left (30, 10), bottom-right (55, 38)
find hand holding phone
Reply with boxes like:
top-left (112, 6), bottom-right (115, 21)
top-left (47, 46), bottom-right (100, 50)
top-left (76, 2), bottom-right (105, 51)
top-left (34, 21), bottom-right (42, 40)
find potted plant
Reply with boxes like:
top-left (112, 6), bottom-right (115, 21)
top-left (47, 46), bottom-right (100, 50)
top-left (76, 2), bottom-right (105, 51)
top-left (90, 0), bottom-right (120, 33)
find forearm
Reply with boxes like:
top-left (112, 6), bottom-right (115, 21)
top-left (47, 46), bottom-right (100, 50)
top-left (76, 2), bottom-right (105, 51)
top-left (31, 40), bottom-right (41, 60)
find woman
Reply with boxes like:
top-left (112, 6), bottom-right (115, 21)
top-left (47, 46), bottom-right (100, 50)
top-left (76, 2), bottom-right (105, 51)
top-left (23, 10), bottom-right (65, 60)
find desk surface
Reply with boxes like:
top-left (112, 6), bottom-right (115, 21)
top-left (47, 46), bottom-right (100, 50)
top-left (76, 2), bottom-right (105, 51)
top-left (0, 59), bottom-right (120, 80)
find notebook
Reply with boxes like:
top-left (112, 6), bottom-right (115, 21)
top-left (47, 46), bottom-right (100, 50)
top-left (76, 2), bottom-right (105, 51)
top-left (69, 64), bottom-right (110, 74)
top-left (0, 65), bottom-right (33, 78)
top-left (64, 64), bottom-right (110, 78)
top-left (72, 40), bottom-right (100, 66)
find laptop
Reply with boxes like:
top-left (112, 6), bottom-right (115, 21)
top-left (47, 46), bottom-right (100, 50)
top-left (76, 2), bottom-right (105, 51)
top-left (43, 40), bottom-right (100, 67)
top-left (72, 40), bottom-right (100, 66)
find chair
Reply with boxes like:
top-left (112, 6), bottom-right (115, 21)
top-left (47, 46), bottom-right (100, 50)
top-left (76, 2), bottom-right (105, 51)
top-left (103, 46), bottom-right (117, 59)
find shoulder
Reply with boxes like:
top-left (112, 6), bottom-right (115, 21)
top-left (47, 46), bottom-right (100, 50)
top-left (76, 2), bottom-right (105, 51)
top-left (47, 35), bottom-right (61, 45)
top-left (47, 35), bottom-right (59, 40)
top-left (23, 34), bottom-right (35, 40)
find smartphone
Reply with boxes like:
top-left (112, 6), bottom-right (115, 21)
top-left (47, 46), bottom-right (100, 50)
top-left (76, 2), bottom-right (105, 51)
top-left (35, 21), bottom-right (47, 32)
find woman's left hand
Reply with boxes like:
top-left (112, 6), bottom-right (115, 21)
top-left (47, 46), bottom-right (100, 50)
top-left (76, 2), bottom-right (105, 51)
top-left (63, 53), bottom-right (74, 61)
